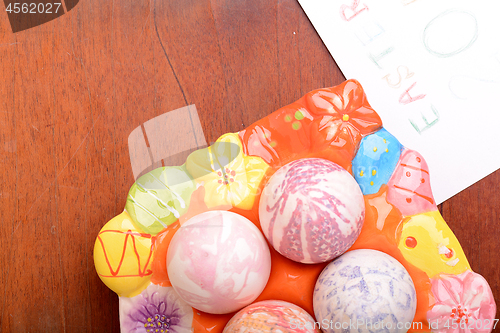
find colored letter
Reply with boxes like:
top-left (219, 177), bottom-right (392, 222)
top-left (340, 0), bottom-right (368, 21)
top-left (399, 82), bottom-right (426, 105)
top-left (410, 105), bottom-right (440, 134)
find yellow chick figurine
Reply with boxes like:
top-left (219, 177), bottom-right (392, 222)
top-left (397, 210), bottom-right (470, 278)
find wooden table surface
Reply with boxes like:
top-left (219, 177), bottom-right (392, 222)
top-left (0, 0), bottom-right (498, 331)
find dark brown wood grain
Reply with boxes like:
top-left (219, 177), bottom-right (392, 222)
top-left (0, 0), bottom-right (498, 331)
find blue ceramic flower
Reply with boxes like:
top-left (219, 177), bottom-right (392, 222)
top-left (119, 283), bottom-right (193, 333)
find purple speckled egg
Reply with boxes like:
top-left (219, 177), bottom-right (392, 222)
top-left (313, 249), bottom-right (417, 333)
top-left (259, 158), bottom-right (365, 264)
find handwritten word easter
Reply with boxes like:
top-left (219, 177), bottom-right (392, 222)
top-left (339, 1), bottom-right (479, 134)
top-left (290, 319), bottom-right (422, 331)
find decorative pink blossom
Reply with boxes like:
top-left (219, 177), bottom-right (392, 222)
top-left (427, 271), bottom-right (496, 332)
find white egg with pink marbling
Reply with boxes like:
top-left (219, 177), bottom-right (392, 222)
top-left (259, 158), bottom-right (365, 264)
top-left (166, 210), bottom-right (271, 314)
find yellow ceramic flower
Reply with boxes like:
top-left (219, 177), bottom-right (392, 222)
top-left (186, 133), bottom-right (269, 209)
top-left (94, 211), bottom-right (153, 297)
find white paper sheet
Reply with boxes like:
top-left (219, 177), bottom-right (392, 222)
top-left (298, 0), bottom-right (500, 204)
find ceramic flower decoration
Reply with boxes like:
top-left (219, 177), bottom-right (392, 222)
top-left (94, 80), bottom-right (496, 333)
top-left (119, 283), bottom-right (193, 333)
top-left (239, 80), bottom-right (382, 170)
top-left (306, 79), bottom-right (382, 156)
top-left (427, 271), bottom-right (496, 332)
top-left (185, 133), bottom-right (269, 209)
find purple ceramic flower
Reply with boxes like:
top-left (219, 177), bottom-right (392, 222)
top-left (120, 283), bottom-right (193, 333)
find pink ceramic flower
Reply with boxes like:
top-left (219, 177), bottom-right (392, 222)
top-left (427, 271), bottom-right (496, 333)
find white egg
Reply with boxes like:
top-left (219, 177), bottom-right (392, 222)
top-left (313, 249), bottom-right (417, 333)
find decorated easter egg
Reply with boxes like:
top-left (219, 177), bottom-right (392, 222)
top-left (352, 128), bottom-right (403, 195)
top-left (166, 210), bottom-right (271, 314)
top-left (259, 158), bottom-right (365, 264)
top-left (387, 149), bottom-right (437, 216)
top-left (94, 211), bottom-right (154, 297)
top-left (313, 249), bottom-right (417, 333)
top-left (125, 165), bottom-right (196, 235)
top-left (223, 300), bottom-right (320, 333)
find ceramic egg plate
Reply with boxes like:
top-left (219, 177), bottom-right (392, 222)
top-left (93, 80), bottom-right (496, 333)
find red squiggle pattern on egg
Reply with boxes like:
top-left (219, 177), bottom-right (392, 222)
top-left (97, 229), bottom-right (154, 278)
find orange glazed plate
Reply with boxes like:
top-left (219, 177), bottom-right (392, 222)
top-left (93, 80), bottom-right (496, 333)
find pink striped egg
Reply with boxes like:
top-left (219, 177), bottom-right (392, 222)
top-left (259, 158), bottom-right (365, 264)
